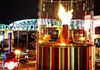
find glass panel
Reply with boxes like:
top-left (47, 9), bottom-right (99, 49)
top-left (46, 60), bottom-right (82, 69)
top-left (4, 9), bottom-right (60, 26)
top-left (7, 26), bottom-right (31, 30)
top-left (95, 27), bottom-right (100, 34)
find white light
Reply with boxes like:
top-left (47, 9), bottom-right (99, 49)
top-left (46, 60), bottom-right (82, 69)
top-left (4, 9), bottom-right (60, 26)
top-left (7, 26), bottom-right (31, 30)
top-left (39, 40), bottom-right (43, 44)
top-left (80, 37), bottom-right (85, 41)
top-left (14, 49), bottom-right (21, 55)
top-left (4, 62), bottom-right (15, 70)
top-left (60, 42), bottom-right (66, 46)
top-left (58, 4), bottom-right (73, 25)
top-left (0, 35), bottom-right (3, 42)
top-left (8, 62), bottom-right (15, 69)
top-left (14, 62), bottom-right (18, 67)
top-left (4, 63), bottom-right (8, 67)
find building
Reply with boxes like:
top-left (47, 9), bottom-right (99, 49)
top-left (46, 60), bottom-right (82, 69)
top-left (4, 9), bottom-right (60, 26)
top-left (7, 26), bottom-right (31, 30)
top-left (37, 0), bottom-right (95, 70)
top-left (38, 0), bottom-right (93, 20)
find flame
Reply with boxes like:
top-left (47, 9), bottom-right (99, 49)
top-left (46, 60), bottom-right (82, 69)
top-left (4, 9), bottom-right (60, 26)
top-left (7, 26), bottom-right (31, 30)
top-left (58, 4), bottom-right (73, 25)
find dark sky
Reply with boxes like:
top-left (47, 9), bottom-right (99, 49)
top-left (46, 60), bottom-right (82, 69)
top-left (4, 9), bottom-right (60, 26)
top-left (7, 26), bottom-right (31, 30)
top-left (0, 0), bottom-right (39, 24)
top-left (94, 0), bottom-right (100, 16)
top-left (0, 0), bottom-right (99, 24)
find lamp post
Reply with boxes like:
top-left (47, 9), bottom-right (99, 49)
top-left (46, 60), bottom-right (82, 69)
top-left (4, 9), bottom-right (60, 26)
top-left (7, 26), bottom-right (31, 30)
top-left (8, 33), bottom-right (12, 53)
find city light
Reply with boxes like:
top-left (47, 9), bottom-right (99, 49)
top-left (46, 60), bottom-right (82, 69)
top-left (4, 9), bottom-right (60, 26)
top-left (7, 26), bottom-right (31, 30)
top-left (14, 49), bottom-right (21, 55)
top-left (0, 35), bottom-right (3, 42)
top-left (42, 34), bottom-right (51, 42)
top-left (80, 37), bottom-right (85, 41)
top-left (60, 42), bottom-right (66, 46)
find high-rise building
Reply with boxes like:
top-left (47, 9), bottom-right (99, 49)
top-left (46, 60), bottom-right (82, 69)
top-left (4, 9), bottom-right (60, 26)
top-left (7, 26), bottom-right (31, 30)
top-left (38, 0), bottom-right (93, 20)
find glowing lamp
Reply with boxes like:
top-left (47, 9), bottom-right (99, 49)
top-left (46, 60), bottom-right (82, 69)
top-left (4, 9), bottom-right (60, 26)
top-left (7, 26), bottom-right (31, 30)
top-left (14, 50), bottom-right (21, 55)
top-left (60, 42), bottom-right (66, 46)
top-left (80, 37), bottom-right (85, 41)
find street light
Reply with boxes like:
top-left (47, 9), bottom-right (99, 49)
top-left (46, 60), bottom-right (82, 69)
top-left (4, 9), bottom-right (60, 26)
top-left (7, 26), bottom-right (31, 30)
top-left (14, 49), bottom-right (21, 55)
top-left (14, 49), bottom-right (21, 61)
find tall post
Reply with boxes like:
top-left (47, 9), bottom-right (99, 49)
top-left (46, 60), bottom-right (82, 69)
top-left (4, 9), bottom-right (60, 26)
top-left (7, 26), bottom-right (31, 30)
top-left (26, 31), bottom-right (28, 50)
top-left (8, 33), bottom-right (12, 53)
top-left (18, 31), bottom-right (19, 48)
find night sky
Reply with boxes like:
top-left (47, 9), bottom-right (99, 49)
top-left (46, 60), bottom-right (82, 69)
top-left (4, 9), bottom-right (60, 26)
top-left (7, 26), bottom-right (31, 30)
top-left (0, 0), bottom-right (99, 24)
top-left (94, 0), bottom-right (100, 16)
top-left (0, 0), bottom-right (39, 24)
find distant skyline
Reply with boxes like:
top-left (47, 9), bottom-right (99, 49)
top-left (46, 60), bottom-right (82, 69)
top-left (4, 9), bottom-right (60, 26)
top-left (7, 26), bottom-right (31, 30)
top-left (0, 0), bottom-right (99, 24)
